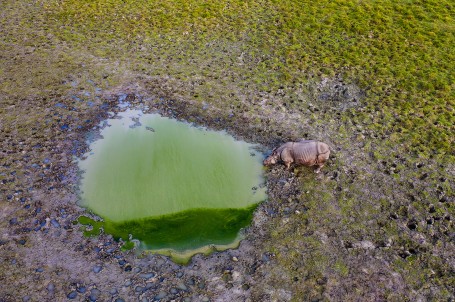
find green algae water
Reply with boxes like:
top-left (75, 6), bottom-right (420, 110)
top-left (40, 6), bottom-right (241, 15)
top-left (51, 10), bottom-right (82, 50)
top-left (78, 109), bottom-right (266, 263)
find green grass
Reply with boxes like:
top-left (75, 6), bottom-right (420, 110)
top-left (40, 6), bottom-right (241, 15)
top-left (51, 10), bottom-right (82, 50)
top-left (5, 0), bottom-right (445, 161)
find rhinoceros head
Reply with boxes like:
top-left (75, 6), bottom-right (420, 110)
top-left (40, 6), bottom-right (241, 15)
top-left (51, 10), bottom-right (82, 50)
top-left (263, 149), bottom-right (279, 166)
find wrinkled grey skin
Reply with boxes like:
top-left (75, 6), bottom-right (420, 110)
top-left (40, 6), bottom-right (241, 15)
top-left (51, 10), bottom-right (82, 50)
top-left (263, 140), bottom-right (330, 173)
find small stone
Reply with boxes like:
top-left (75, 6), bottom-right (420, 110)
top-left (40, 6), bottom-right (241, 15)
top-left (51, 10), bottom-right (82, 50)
top-left (133, 267), bottom-right (142, 273)
top-left (35, 267), bottom-right (44, 273)
top-left (89, 288), bottom-right (101, 301)
top-left (124, 280), bottom-right (132, 287)
top-left (93, 265), bottom-right (103, 273)
top-left (22, 296), bottom-right (30, 302)
top-left (109, 288), bottom-right (118, 295)
top-left (67, 291), bottom-right (78, 299)
top-left (47, 283), bottom-right (55, 292)
top-left (177, 282), bottom-right (188, 291)
top-left (114, 299), bottom-right (125, 302)
top-left (135, 286), bottom-right (144, 293)
top-left (154, 291), bottom-right (167, 300)
top-left (139, 272), bottom-right (155, 279)
top-left (76, 286), bottom-right (86, 293)
top-left (202, 297), bottom-right (210, 302)
top-left (232, 256), bottom-right (238, 262)
top-left (50, 219), bottom-right (60, 228)
top-left (170, 288), bottom-right (179, 294)
top-left (118, 259), bottom-right (126, 266)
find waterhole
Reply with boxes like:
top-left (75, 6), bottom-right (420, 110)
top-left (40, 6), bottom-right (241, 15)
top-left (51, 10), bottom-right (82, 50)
top-left (78, 109), bottom-right (267, 263)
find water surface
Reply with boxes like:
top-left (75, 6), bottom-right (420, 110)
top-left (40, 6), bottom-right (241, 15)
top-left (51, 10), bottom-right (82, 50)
top-left (78, 109), bottom-right (266, 262)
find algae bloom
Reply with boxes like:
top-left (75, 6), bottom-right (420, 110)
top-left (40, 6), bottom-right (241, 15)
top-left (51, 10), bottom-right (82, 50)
top-left (78, 109), bottom-right (266, 263)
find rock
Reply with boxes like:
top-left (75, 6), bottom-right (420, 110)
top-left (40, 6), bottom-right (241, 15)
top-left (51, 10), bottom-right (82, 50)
top-left (109, 288), bottom-right (118, 295)
top-left (135, 286), bottom-right (144, 293)
top-left (118, 259), bottom-right (126, 266)
top-left (133, 267), bottom-right (142, 273)
top-left (67, 291), bottom-right (78, 299)
top-left (76, 286), bottom-right (86, 293)
top-left (154, 291), bottom-right (167, 300)
top-left (170, 288), bottom-right (179, 294)
top-left (89, 288), bottom-right (101, 301)
top-left (50, 219), bottom-right (60, 228)
top-left (93, 265), bottom-right (103, 273)
top-left (46, 283), bottom-right (55, 292)
top-left (177, 282), bottom-right (188, 291)
top-left (139, 272), bottom-right (155, 279)
top-left (114, 299), bottom-right (125, 302)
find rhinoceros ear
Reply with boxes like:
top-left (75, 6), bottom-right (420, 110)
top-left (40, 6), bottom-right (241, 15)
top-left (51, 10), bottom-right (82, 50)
top-left (270, 147), bottom-right (279, 156)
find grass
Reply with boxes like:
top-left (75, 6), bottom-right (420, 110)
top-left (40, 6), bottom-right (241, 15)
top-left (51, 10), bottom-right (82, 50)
top-left (2, 0), bottom-right (450, 160)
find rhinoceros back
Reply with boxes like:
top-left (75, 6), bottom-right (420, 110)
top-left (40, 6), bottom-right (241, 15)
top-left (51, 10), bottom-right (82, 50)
top-left (293, 141), bottom-right (318, 165)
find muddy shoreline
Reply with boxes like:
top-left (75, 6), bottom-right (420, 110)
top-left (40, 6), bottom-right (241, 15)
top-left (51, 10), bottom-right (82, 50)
top-left (0, 87), bottom-right (305, 301)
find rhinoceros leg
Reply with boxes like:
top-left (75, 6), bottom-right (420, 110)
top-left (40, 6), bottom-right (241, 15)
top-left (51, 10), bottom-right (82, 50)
top-left (280, 147), bottom-right (294, 170)
top-left (314, 163), bottom-right (324, 173)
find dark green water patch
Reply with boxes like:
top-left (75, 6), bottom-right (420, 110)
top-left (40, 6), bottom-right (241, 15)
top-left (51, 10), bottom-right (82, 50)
top-left (78, 109), bottom-right (266, 263)
top-left (79, 205), bottom-right (256, 254)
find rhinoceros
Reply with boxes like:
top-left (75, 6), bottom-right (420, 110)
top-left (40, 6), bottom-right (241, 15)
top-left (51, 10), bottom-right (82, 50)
top-left (263, 140), bottom-right (330, 173)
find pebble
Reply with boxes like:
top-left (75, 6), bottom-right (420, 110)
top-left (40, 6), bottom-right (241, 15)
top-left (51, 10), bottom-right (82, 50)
top-left (118, 259), bottom-right (126, 266)
top-left (124, 280), bottom-right (132, 287)
top-left (154, 291), bottom-right (167, 300)
top-left (67, 291), bottom-right (78, 299)
top-left (46, 283), bottom-right (55, 292)
top-left (135, 286), bottom-right (144, 293)
top-left (93, 265), bottom-right (103, 273)
top-left (177, 282), bottom-right (188, 291)
top-left (109, 288), bottom-right (118, 295)
top-left (76, 286), bottom-right (86, 293)
top-left (35, 267), bottom-right (44, 273)
top-left (22, 296), bottom-right (30, 302)
top-left (133, 267), bottom-right (142, 273)
top-left (176, 271), bottom-right (183, 278)
top-left (170, 288), bottom-right (179, 294)
top-left (115, 299), bottom-right (125, 302)
top-left (50, 219), bottom-right (60, 228)
top-left (89, 288), bottom-right (101, 301)
top-left (139, 272), bottom-right (155, 279)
